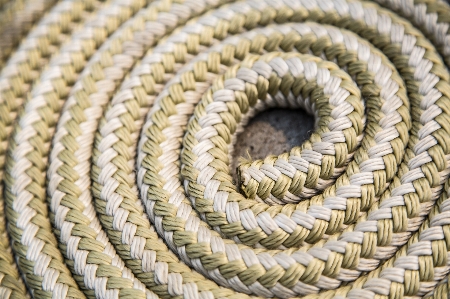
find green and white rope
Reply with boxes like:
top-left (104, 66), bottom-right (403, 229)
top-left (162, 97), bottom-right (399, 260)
top-left (0, 0), bottom-right (58, 68)
top-left (2, 0), bottom-right (450, 298)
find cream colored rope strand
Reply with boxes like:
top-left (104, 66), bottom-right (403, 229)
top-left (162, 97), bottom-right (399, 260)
top-left (2, 0), bottom-right (450, 299)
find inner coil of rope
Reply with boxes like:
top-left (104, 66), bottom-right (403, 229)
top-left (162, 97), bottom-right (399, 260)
top-left (2, 0), bottom-right (450, 298)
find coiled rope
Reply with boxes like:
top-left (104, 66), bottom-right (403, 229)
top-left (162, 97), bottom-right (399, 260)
top-left (1, 0), bottom-right (450, 298)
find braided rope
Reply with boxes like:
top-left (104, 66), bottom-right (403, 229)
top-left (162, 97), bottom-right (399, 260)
top-left (0, 0), bottom-right (58, 68)
top-left (1, 0), bottom-right (450, 298)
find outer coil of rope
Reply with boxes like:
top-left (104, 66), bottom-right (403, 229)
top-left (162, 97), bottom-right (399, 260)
top-left (0, 0), bottom-right (58, 67)
top-left (2, 0), bottom-right (450, 298)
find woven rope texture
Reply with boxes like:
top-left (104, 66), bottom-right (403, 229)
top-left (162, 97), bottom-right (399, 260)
top-left (1, 0), bottom-right (450, 298)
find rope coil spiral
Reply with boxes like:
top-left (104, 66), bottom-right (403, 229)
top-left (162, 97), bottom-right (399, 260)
top-left (1, 0), bottom-right (450, 298)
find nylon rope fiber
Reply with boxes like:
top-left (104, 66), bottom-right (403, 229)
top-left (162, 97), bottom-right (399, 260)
top-left (1, 0), bottom-right (450, 298)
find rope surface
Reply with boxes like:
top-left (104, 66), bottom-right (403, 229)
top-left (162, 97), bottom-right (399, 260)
top-left (1, 0), bottom-right (450, 298)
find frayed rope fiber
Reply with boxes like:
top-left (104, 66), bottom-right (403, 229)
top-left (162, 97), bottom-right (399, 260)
top-left (1, 0), bottom-right (450, 298)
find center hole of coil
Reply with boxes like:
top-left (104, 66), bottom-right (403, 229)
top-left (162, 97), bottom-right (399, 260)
top-left (231, 108), bottom-right (315, 183)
